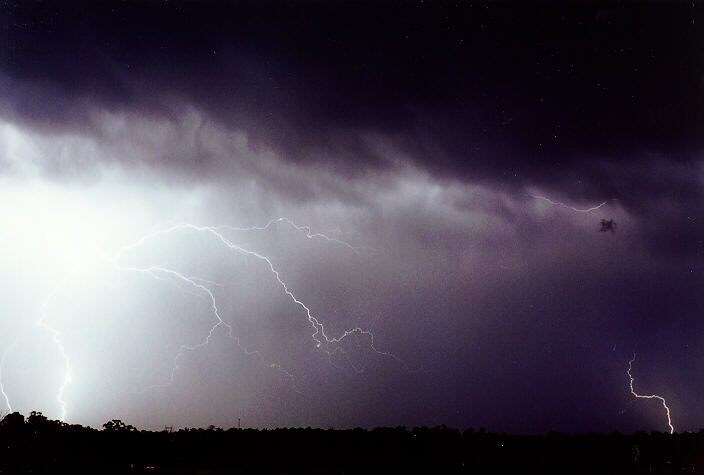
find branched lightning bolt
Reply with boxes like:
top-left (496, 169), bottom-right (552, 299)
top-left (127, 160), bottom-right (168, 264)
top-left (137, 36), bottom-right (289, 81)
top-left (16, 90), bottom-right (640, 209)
top-left (327, 327), bottom-right (412, 373)
top-left (113, 223), bottom-right (399, 367)
top-left (627, 353), bottom-right (674, 434)
top-left (36, 268), bottom-right (76, 421)
top-left (530, 194), bottom-right (613, 213)
top-left (101, 259), bottom-right (299, 392)
top-left (218, 217), bottom-right (364, 254)
top-left (24, 218), bottom-right (404, 420)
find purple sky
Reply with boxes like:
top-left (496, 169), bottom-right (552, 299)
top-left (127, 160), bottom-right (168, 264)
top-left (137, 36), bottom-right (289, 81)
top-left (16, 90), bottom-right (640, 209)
top-left (0, 1), bottom-right (701, 434)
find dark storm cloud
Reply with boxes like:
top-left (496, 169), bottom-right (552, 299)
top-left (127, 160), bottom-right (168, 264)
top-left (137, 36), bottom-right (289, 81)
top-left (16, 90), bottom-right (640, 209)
top-left (1, 1), bottom-right (701, 187)
top-left (1, 0), bottom-right (701, 271)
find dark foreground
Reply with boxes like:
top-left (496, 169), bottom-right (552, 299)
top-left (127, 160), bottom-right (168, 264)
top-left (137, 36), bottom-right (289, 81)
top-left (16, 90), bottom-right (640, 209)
top-left (0, 412), bottom-right (701, 474)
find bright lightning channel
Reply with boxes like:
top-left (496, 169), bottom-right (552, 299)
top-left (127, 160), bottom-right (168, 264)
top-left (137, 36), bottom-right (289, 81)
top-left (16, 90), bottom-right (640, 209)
top-left (112, 223), bottom-right (397, 369)
top-left (102, 260), bottom-right (299, 393)
top-left (36, 267), bottom-right (77, 421)
top-left (0, 337), bottom-right (19, 413)
top-left (627, 353), bottom-right (674, 434)
top-left (218, 217), bottom-right (363, 254)
top-left (530, 194), bottom-right (612, 213)
top-left (7, 218), bottom-right (405, 421)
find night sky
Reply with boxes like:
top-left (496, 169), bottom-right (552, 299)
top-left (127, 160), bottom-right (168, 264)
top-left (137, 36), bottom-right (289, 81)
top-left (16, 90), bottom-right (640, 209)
top-left (0, 1), bottom-right (702, 434)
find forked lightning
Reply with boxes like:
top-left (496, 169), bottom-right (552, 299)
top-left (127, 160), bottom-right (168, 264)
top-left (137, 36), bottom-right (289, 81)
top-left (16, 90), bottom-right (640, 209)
top-left (627, 353), bottom-right (674, 434)
top-left (1, 218), bottom-right (405, 421)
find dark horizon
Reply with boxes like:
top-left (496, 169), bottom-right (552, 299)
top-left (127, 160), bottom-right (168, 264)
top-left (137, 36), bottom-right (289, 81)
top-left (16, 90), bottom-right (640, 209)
top-left (0, 0), bottom-right (701, 434)
top-left (3, 410), bottom-right (704, 474)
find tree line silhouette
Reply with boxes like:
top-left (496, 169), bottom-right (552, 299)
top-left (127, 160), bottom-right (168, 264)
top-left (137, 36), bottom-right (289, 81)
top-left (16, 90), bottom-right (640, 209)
top-left (0, 411), bottom-right (702, 473)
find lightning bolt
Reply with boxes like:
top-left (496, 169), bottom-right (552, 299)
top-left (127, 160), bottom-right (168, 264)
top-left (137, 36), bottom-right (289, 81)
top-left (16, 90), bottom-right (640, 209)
top-left (101, 260), bottom-right (299, 392)
top-left (627, 353), bottom-right (674, 434)
top-left (218, 217), bottom-right (364, 254)
top-left (530, 194), bottom-right (613, 213)
top-left (114, 223), bottom-right (397, 367)
top-left (0, 337), bottom-right (19, 413)
top-left (17, 218), bottom-right (405, 421)
top-left (36, 267), bottom-right (77, 421)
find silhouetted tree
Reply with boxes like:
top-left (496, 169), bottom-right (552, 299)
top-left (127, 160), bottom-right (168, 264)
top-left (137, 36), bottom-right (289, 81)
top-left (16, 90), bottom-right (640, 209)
top-left (1, 411), bottom-right (704, 474)
top-left (0, 411), bottom-right (24, 430)
top-left (102, 419), bottom-right (136, 432)
top-left (27, 410), bottom-right (48, 425)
